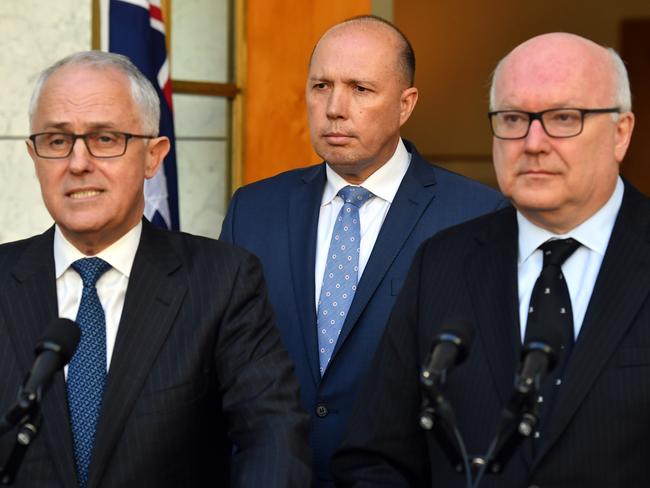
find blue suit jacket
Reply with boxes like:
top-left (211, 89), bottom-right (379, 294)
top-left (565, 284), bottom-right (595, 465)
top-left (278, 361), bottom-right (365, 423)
top-left (220, 140), bottom-right (505, 485)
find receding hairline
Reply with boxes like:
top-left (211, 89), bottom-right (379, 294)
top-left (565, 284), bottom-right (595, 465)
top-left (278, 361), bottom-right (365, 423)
top-left (308, 15), bottom-right (415, 87)
top-left (489, 33), bottom-right (631, 112)
top-left (28, 51), bottom-right (161, 135)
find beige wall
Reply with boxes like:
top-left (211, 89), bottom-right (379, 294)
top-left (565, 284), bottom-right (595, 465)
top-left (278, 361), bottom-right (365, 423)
top-left (395, 0), bottom-right (650, 187)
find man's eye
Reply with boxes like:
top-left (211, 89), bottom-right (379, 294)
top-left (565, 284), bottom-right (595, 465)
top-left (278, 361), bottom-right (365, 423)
top-left (355, 85), bottom-right (367, 92)
top-left (94, 133), bottom-right (119, 144)
top-left (313, 83), bottom-right (327, 90)
top-left (550, 111), bottom-right (580, 124)
top-left (502, 113), bottom-right (525, 124)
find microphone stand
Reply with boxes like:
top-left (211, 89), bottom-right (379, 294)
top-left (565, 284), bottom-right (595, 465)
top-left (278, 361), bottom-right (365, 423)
top-left (0, 387), bottom-right (43, 485)
top-left (470, 375), bottom-right (542, 488)
top-left (419, 371), bottom-right (473, 488)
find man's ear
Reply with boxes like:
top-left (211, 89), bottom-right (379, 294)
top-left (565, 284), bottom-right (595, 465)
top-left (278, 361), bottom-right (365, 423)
top-left (399, 87), bottom-right (419, 127)
top-left (614, 111), bottom-right (635, 164)
top-left (144, 136), bottom-right (170, 179)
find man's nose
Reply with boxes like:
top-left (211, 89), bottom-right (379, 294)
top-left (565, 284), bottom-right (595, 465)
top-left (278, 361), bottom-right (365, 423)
top-left (68, 137), bottom-right (93, 172)
top-left (523, 119), bottom-right (551, 153)
top-left (326, 86), bottom-right (348, 120)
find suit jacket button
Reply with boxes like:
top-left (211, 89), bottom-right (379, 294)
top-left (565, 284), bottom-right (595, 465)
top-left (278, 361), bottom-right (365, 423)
top-left (315, 404), bottom-right (329, 417)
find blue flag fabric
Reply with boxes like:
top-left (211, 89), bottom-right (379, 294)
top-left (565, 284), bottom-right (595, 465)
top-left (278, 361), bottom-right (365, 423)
top-left (103, 0), bottom-right (180, 230)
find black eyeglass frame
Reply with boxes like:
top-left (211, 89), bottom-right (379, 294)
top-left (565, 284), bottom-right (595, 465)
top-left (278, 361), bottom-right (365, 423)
top-left (487, 107), bottom-right (621, 140)
top-left (28, 131), bottom-right (157, 159)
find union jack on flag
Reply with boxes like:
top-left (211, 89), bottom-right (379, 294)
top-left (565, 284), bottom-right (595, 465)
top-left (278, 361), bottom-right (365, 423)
top-left (99, 0), bottom-right (180, 230)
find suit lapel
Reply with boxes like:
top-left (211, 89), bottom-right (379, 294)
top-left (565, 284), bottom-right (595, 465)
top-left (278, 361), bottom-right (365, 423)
top-left (465, 208), bottom-right (533, 467)
top-left (87, 221), bottom-right (186, 487)
top-left (533, 186), bottom-right (650, 467)
top-left (465, 209), bottom-right (521, 407)
top-left (288, 165), bottom-right (325, 385)
top-left (331, 149), bottom-right (437, 361)
top-left (0, 228), bottom-right (78, 488)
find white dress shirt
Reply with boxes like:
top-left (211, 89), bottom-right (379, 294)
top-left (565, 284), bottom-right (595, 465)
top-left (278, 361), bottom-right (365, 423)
top-left (315, 138), bottom-right (411, 309)
top-left (517, 177), bottom-right (624, 342)
top-left (54, 221), bottom-right (142, 372)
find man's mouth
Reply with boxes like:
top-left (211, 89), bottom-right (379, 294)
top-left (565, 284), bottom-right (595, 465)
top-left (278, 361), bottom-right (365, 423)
top-left (68, 190), bottom-right (102, 199)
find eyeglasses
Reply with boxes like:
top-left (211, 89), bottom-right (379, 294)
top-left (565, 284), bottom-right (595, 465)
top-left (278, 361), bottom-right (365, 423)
top-left (28, 131), bottom-right (156, 159)
top-left (488, 107), bottom-right (620, 140)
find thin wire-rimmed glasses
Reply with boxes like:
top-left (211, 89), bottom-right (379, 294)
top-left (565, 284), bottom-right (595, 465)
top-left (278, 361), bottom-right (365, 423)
top-left (488, 107), bottom-right (620, 140)
top-left (28, 131), bottom-right (156, 159)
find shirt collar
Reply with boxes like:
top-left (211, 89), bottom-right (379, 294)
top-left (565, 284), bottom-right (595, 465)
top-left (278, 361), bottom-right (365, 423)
top-left (54, 221), bottom-right (143, 279)
top-left (321, 138), bottom-right (411, 206)
top-left (518, 177), bottom-right (624, 264)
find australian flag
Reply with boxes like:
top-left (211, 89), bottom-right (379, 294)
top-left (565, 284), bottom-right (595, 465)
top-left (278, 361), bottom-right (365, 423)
top-left (99, 0), bottom-right (180, 230)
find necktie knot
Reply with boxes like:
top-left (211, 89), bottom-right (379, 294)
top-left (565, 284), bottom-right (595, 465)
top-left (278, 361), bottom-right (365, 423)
top-left (338, 185), bottom-right (373, 208)
top-left (72, 258), bottom-right (111, 288)
top-left (539, 238), bottom-right (581, 267)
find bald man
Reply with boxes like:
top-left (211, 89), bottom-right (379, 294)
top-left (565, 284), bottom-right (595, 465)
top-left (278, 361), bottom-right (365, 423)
top-left (220, 15), bottom-right (503, 486)
top-left (333, 33), bottom-right (649, 487)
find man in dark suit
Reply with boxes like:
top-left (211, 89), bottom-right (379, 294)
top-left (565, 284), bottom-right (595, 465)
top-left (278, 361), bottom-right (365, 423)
top-left (0, 51), bottom-right (311, 487)
top-left (332, 33), bottom-right (646, 487)
top-left (219, 16), bottom-right (503, 486)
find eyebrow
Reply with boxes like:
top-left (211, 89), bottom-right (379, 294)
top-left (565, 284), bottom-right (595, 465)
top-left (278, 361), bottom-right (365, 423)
top-left (39, 121), bottom-right (120, 132)
top-left (308, 76), bottom-right (376, 88)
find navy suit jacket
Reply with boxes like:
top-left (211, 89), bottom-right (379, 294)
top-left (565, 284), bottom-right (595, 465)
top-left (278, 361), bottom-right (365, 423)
top-left (220, 140), bottom-right (504, 485)
top-left (0, 220), bottom-right (311, 487)
top-left (333, 182), bottom-right (650, 487)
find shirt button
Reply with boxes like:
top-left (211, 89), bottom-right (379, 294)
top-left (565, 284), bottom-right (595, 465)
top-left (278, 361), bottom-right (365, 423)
top-left (315, 404), bottom-right (329, 417)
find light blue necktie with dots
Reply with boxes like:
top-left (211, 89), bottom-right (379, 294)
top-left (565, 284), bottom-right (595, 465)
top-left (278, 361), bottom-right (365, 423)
top-left (317, 186), bottom-right (374, 375)
top-left (67, 257), bottom-right (111, 488)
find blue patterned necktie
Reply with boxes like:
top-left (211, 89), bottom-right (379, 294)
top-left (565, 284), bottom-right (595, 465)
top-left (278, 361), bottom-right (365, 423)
top-left (317, 186), bottom-right (374, 375)
top-left (67, 257), bottom-right (111, 488)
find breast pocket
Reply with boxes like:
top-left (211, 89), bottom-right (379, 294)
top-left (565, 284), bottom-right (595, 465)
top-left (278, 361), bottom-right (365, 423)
top-left (135, 377), bottom-right (210, 416)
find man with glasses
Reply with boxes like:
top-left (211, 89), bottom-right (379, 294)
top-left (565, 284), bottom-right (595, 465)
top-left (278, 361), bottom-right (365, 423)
top-left (333, 33), bottom-right (647, 487)
top-left (0, 51), bottom-right (311, 487)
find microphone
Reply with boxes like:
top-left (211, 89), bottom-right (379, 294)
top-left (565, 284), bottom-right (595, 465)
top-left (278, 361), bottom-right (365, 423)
top-left (467, 329), bottom-right (564, 480)
top-left (418, 320), bottom-right (475, 479)
top-left (515, 328), bottom-right (562, 396)
top-left (0, 319), bottom-right (80, 483)
top-left (421, 319), bottom-right (474, 387)
top-left (1, 318), bottom-right (80, 432)
top-left (22, 318), bottom-right (81, 397)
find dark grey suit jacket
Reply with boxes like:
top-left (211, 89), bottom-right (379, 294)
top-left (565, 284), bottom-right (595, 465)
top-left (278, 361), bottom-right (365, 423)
top-left (0, 220), bottom-right (311, 487)
top-left (333, 182), bottom-right (650, 487)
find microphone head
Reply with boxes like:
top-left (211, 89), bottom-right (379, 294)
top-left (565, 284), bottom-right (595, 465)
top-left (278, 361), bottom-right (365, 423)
top-left (522, 327), bottom-right (563, 371)
top-left (433, 318), bottom-right (475, 364)
top-left (35, 318), bottom-right (81, 365)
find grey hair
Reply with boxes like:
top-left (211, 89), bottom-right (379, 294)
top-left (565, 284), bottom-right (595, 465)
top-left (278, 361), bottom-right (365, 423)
top-left (607, 48), bottom-right (632, 113)
top-left (28, 51), bottom-right (161, 135)
top-left (488, 46), bottom-right (632, 114)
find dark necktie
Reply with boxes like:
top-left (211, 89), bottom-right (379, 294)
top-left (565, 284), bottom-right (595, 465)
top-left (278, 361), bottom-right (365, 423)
top-left (67, 257), bottom-right (111, 488)
top-left (317, 185), bottom-right (374, 375)
top-left (524, 238), bottom-right (581, 439)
